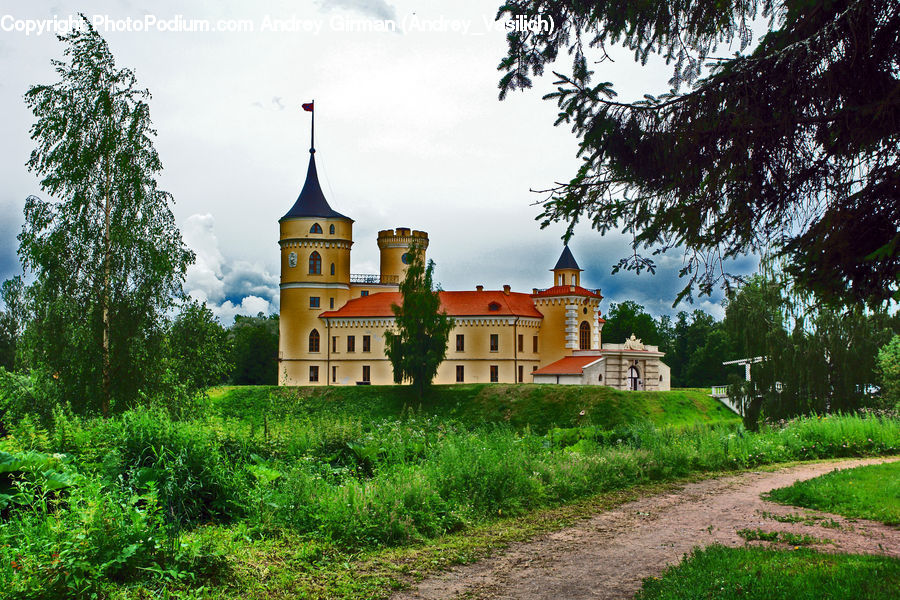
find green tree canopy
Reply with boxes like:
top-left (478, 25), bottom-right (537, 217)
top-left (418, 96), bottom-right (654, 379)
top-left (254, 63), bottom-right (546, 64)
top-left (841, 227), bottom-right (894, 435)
top-left (228, 313), bottom-right (279, 385)
top-left (497, 0), bottom-right (899, 306)
top-left (384, 246), bottom-right (454, 398)
top-left (18, 17), bottom-right (193, 414)
top-left (878, 335), bottom-right (900, 406)
top-left (167, 301), bottom-right (232, 399)
top-left (0, 277), bottom-right (26, 372)
top-left (723, 273), bottom-right (897, 422)
top-left (601, 301), bottom-right (660, 347)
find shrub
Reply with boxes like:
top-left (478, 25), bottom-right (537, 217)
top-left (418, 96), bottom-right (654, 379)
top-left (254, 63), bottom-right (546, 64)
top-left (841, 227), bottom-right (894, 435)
top-left (878, 334), bottom-right (900, 406)
top-left (67, 408), bottom-right (248, 526)
top-left (0, 446), bottom-right (216, 600)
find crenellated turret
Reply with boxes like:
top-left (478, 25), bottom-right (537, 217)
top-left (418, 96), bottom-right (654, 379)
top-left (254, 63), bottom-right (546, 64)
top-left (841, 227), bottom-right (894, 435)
top-left (377, 227), bottom-right (429, 284)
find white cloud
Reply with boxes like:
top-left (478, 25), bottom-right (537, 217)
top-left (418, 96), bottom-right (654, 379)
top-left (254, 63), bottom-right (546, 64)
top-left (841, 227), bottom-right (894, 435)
top-left (211, 295), bottom-right (272, 324)
top-left (697, 300), bottom-right (726, 321)
top-left (317, 0), bottom-right (397, 20)
top-left (182, 213), bottom-right (279, 323)
top-left (222, 259), bottom-right (279, 300)
top-left (183, 213), bottom-right (226, 303)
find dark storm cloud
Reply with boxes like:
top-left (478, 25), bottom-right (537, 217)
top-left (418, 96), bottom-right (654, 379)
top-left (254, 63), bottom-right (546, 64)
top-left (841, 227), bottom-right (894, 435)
top-left (580, 249), bottom-right (758, 320)
top-left (222, 261), bottom-right (278, 302)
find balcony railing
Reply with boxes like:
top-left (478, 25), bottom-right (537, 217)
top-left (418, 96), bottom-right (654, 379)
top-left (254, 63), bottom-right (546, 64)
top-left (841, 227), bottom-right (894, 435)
top-left (532, 287), bottom-right (602, 295)
top-left (350, 274), bottom-right (399, 285)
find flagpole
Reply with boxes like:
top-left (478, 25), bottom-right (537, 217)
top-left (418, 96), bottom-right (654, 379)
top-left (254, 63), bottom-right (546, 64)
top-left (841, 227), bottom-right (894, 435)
top-left (311, 99), bottom-right (315, 153)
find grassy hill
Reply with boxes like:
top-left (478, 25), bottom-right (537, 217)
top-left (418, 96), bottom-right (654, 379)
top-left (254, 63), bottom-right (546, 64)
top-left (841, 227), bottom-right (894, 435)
top-left (206, 384), bottom-right (739, 433)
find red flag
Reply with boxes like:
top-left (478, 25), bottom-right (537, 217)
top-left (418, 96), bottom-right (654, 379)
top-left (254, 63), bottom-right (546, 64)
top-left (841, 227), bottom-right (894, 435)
top-left (302, 102), bottom-right (314, 112)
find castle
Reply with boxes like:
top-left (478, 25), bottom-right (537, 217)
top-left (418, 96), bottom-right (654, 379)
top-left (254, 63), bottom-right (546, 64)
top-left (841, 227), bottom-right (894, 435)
top-left (278, 142), bottom-right (670, 390)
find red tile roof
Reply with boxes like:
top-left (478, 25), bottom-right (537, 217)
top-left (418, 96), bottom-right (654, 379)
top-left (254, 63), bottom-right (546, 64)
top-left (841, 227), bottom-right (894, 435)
top-left (531, 285), bottom-right (602, 299)
top-left (319, 290), bottom-right (544, 319)
top-left (532, 355), bottom-right (604, 375)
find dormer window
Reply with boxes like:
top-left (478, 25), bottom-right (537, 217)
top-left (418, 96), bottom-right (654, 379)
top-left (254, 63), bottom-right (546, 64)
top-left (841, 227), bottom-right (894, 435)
top-left (488, 302), bottom-right (501, 311)
top-left (310, 223), bottom-right (323, 234)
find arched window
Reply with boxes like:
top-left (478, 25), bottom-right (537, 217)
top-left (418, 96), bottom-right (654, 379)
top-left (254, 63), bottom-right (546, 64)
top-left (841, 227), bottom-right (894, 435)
top-left (309, 251), bottom-right (321, 274)
top-left (627, 366), bottom-right (640, 391)
top-left (308, 329), bottom-right (320, 353)
top-left (330, 263), bottom-right (335, 276)
top-left (579, 321), bottom-right (590, 350)
top-left (310, 223), bottom-right (323, 234)
top-left (329, 224), bottom-right (335, 234)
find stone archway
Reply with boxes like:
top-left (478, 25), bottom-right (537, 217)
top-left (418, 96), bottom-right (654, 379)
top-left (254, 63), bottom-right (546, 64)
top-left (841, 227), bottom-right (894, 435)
top-left (627, 365), bottom-right (641, 391)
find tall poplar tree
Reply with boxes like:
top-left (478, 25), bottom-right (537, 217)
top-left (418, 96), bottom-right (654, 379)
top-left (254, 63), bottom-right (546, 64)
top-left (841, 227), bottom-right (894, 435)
top-left (384, 246), bottom-right (454, 398)
top-left (19, 17), bottom-right (193, 415)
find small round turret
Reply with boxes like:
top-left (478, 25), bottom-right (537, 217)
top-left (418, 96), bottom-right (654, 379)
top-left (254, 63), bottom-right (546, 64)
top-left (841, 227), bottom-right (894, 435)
top-left (551, 245), bottom-right (582, 287)
top-left (377, 228), bottom-right (429, 284)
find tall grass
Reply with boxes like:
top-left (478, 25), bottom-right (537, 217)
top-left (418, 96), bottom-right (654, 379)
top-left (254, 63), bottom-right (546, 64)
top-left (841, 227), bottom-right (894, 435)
top-left (243, 413), bottom-right (899, 547)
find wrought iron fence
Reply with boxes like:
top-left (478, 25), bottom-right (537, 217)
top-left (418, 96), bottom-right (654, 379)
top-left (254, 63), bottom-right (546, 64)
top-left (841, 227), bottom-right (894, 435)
top-left (350, 274), bottom-right (399, 285)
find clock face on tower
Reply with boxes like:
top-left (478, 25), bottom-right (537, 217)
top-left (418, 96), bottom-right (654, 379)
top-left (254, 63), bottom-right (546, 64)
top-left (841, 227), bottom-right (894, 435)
top-left (289, 252), bottom-right (297, 268)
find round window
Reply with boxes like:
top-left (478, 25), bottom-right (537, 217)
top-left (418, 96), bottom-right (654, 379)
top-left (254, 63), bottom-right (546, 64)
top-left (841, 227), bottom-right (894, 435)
top-left (401, 252), bottom-right (410, 264)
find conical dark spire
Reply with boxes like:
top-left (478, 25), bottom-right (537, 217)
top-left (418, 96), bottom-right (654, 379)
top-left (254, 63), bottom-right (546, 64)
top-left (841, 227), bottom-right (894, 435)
top-left (552, 245), bottom-right (582, 271)
top-left (281, 149), bottom-right (351, 221)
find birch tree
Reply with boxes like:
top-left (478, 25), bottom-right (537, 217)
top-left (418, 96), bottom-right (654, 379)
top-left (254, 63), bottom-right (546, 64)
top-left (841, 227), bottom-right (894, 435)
top-left (19, 17), bottom-right (193, 415)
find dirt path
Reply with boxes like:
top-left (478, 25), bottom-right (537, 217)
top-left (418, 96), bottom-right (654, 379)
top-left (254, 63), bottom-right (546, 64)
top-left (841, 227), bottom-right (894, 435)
top-left (392, 457), bottom-right (900, 600)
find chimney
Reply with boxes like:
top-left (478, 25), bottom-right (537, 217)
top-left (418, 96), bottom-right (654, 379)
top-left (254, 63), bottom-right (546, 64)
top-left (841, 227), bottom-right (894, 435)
top-left (503, 284), bottom-right (511, 295)
top-left (476, 285), bottom-right (484, 292)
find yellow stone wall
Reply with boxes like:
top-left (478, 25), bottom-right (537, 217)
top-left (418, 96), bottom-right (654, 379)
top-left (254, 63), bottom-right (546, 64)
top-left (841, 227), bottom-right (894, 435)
top-left (285, 316), bottom-right (545, 386)
top-left (533, 293), bottom-right (602, 368)
top-left (348, 284), bottom-right (399, 299)
top-left (438, 318), bottom-right (542, 383)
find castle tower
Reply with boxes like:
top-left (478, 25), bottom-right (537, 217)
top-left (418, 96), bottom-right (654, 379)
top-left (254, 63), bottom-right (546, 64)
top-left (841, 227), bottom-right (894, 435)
top-left (377, 228), bottom-right (429, 284)
top-left (532, 246), bottom-right (603, 367)
top-left (551, 245), bottom-right (582, 287)
top-left (278, 138), bottom-right (353, 385)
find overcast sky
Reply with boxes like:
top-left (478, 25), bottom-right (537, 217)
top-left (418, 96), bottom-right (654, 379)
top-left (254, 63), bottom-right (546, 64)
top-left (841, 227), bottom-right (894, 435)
top-left (0, 1), bottom-right (758, 323)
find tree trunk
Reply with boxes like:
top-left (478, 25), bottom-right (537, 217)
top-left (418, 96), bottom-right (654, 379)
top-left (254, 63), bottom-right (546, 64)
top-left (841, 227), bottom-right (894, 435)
top-left (101, 156), bottom-right (111, 417)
